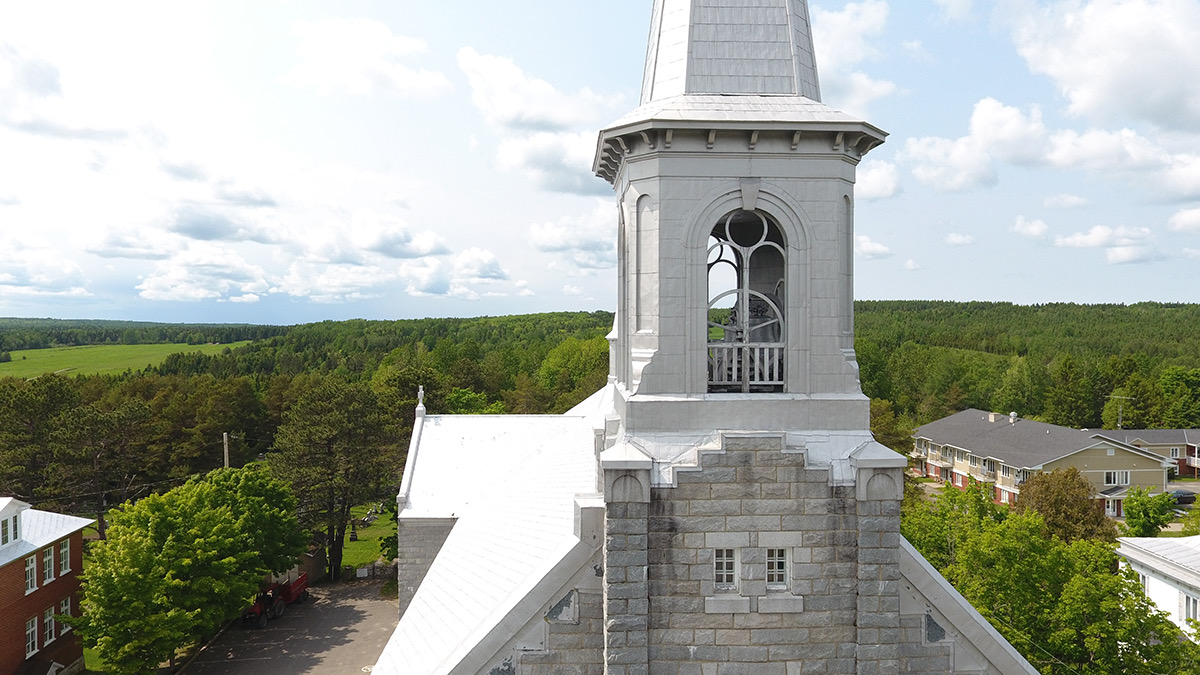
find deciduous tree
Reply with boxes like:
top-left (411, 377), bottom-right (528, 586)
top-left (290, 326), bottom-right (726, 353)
top-left (1012, 467), bottom-right (1116, 543)
top-left (1121, 486), bottom-right (1175, 537)
top-left (68, 466), bottom-right (305, 674)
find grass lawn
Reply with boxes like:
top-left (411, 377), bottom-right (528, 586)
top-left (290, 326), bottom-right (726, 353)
top-left (340, 503), bottom-right (396, 569)
top-left (0, 342), bottom-right (249, 378)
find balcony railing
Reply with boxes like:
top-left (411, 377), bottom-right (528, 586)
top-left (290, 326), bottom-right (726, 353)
top-left (1188, 456), bottom-right (1200, 468)
top-left (708, 343), bottom-right (784, 391)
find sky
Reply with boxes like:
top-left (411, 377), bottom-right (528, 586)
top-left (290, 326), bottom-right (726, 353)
top-left (1, 0), bottom-right (1199, 325)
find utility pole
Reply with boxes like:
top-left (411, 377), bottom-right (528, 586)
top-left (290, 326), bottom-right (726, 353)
top-left (1107, 395), bottom-right (1135, 429)
top-left (223, 431), bottom-right (230, 468)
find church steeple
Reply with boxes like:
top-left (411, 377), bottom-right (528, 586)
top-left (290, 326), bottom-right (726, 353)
top-left (640, 0), bottom-right (821, 103)
top-left (594, 0), bottom-right (886, 441)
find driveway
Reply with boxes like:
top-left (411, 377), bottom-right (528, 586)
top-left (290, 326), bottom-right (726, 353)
top-left (184, 581), bottom-right (398, 675)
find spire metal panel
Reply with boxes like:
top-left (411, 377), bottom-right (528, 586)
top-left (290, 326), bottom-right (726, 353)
top-left (640, 0), bottom-right (821, 103)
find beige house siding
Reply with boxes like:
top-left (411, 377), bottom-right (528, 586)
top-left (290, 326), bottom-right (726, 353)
top-left (1043, 444), bottom-right (1168, 494)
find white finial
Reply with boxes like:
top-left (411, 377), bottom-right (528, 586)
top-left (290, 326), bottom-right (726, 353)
top-left (418, 385), bottom-right (425, 407)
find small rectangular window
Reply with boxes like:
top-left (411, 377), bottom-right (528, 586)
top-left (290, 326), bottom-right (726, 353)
top-left (43, 607), bottom-right (55, 645)
top-left (13, 514), bottom-right (18, 540)
top-left (1105, 471), bottom-right (1131, 486)
top-left (59, 598), bottom-right (72, 633)
top-left (59, 540), bottom-right (70, 575)
top-left (42, 548), bottom-right (54, 583)
top-left (969, 456), bottom-right (980, 468)
top-left (1001, 465), bottom-right (1012, 478)
top-left (714, 549), bottom-right (737, 590)
top-left (766, 549), bottom-right (787, 589)
top-left (1187, 594), bottom-right (1199, 622)
top-left (1, 518), bottom-right (8, 545)
top-left (1172, 447), bottom-right (1181, 459)
top-left (25, 556), bottom-right (36, 593)
top-left (25, 617), bottom-right (37, 657)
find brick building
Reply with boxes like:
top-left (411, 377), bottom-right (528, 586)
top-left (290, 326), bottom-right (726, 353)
top-left (375, 1), bottom-right (1037, 673)
top-left (0, 498), bottom-right (91, 675)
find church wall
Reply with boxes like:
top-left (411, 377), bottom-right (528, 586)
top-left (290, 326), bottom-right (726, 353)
top-left (640, 435), bottom-right (892, 675)
top-left (512, 589), bottom-right (606, 675)
top-left (395, 517), bottom-right (455, 618)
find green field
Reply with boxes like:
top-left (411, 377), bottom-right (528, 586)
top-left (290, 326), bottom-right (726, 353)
top-left (0, 342), bottom-right (250, 378)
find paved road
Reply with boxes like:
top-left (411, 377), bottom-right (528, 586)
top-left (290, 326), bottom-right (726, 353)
top-left (184, 581), bottom-right (398, 675)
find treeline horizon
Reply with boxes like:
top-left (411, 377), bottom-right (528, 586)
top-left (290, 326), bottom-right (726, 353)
top-left (8, 301), bottom-right (1200, 525)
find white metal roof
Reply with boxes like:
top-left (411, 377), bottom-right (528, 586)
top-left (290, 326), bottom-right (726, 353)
top-left (0, 498), bottom-right (93, 568)
top-left (1118, 535), bottom-right (1200, 591)
top-left (375, 414), bottom-right (600, 675)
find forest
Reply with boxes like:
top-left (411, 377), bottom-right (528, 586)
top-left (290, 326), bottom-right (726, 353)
top-left (6, 301), bottom-right (1200, 526)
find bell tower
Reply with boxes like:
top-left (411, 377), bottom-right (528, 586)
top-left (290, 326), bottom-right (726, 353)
top-left (594, 0), bottom-right (887, 446)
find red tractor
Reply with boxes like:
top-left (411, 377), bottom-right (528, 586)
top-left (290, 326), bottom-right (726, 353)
top-left (242, 569), bottom-right (310, 629)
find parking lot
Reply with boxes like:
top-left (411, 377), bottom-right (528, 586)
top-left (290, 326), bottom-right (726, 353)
top-left (183, 581), bottom-right (398, 675)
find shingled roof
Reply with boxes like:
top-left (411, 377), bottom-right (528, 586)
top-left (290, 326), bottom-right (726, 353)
top-left (914, 408), bottom-right (1167, 469)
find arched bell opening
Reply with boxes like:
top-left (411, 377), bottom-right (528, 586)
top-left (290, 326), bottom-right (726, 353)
top-left (706, 210), bottom-right (786, 393)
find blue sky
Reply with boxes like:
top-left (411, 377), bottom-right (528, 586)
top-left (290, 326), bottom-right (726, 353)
top-left (1, 0), bottom-right (1199, 325)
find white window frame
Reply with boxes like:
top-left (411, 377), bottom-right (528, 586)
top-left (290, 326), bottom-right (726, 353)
top-left (1106, 499), bottom-right (1120, 517)
top-left (1001, 465), bottom-right (1012, 478)
top-left (25, 616), bottom-right (37, 658)
top-left (59, 597), bottom-right (72, 633)
top-left (12, 514), bottom-right (18, 540)
top-left (42, 547), bottom-right (54, 584)
top-left (1000, 490), bottom-right (1011, 504)
top-left (43, 607), bottom-right (55, 645)
top-left (1172, 447), bottom-right (1182, 459)
top-left (1104, 470), bottom-right (1131, 486)
top-left (766, 548), bottom-right (788, 590)
top-left (1187, 593), bottom-right (1199, 622)
top-left (25, 555), bottom-right (37, 594)
top-left (969, 455), bottom-right (980, 468)
top-left (1, 518), bottom-right (8, 545)
top-left (58, 540), bottom-right (70, 575)
top-left (956, 449), bottom-right (967, 462)
top-left (714, 548), bottom-right (738, 591)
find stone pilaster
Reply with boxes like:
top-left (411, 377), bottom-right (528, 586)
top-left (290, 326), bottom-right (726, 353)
top-left (854, 461), bottom-right (905, 675)
top-left (602, 444), bottom-right (654, 675)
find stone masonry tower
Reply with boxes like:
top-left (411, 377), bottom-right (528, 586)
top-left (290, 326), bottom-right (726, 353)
top-left (593, 2), bottom-right (919, 673)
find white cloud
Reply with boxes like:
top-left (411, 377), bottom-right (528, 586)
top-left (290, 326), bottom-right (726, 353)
top-left (1011, 216), bottom-right (1048, 238)
top-left (1043, 193), bottom-right (1087, 208)
top-left (904, 259), bottom-right (921, 271)
top-left (902, 134), bottom-right (995, 192)
top-left (810, 1), bottom-right (897, 117)
top-left (453, 248), bottom-right (508, 281)
top-left (934, 0), bottom-right (973, 21)
top-left (1169, 207), bottom-right (1200, 233)
top-left (901, 97), bottom-right (1186, 195)
top-left (857, 160), bottom-right (900, 200)
top-left (855, 234), bottom-right (891, 259)
top-left (1005, 0), bottom-right (1200, 131)
top-left (901, 40), bottom-right (933, 62)
top-left (496, 130), bottom-right (606, 195)
top-left (1184, 248), bottom-right (1200, 259)
top-left (1053, 225), bottom-right (1157, 263)
top-left (458, 47), bottom-right (616, 131)
top-left (529, 201), bottom-right (615, 270)
top-left (137, 242), bottom-right (269, 302)
top-left (945, 233), bottom-right (975, 246)
top-left (284, 18), bottom-right (451, 98)
top-left (562, 284), bottom-right (583, 296)
top-left (0, 241), bottom-right (89, 298)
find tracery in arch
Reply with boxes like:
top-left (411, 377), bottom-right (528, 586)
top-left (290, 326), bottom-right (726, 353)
top-left (706, 209), bottom-right (786, 393)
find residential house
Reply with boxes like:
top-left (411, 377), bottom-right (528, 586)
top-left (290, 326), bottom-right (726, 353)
top-left (1118, 535), bottom-right (1200, 635)
top-left (913, 409), bottom-right (1173, 516)
top-left (1097, 429), bottom-right (1200, 478)
top-left (371, 1), bottom-right (1037, 673)
top-left (0, 498), bottom-right (91, 675)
